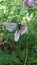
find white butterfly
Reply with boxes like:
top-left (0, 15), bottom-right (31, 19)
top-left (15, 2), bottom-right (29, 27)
top-left (2, 22), bottom-right (28, 42)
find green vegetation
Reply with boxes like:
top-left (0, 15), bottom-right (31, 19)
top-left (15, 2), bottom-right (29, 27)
top-left (0, 0), bottom-right (37, 65)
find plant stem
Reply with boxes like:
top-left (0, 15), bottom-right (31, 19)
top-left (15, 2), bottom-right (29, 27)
top-left (24, 41), bottom-right (28, 65)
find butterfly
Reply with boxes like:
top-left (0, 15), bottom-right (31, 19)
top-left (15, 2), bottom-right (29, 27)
top-left (2, 22), bottom-right (28, 42)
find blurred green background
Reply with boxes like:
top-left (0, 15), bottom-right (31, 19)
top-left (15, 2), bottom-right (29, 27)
top-left (0, 0), bottom-right (37, 65)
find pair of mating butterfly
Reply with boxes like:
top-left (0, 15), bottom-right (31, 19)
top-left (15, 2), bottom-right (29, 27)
top-left (2, 22), bottom-right (28, 42)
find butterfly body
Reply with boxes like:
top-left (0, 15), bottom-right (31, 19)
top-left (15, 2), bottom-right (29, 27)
top-left (17, 24), bottom-right (21, 30)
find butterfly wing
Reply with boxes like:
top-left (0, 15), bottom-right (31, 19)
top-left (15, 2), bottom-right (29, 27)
top-left (20, 25), bottom-right (28, 35)
top-left (2, 22), bottom-right (10, 27)
top-left (14, 30), bottom-right (20, 41)
top-left (6, 26), bottom-right (16, 32)
top-left (2, 22), bottom-right (17, 32)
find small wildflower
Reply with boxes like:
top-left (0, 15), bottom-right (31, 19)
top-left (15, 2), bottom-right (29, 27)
top-left (24, 0), bottom-right (34, 7)
top-left (34, 0), bottom-right (37, 5)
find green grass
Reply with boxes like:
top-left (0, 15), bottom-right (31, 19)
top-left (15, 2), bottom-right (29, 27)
top-left (0, 0), bottom-right (37, 65)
